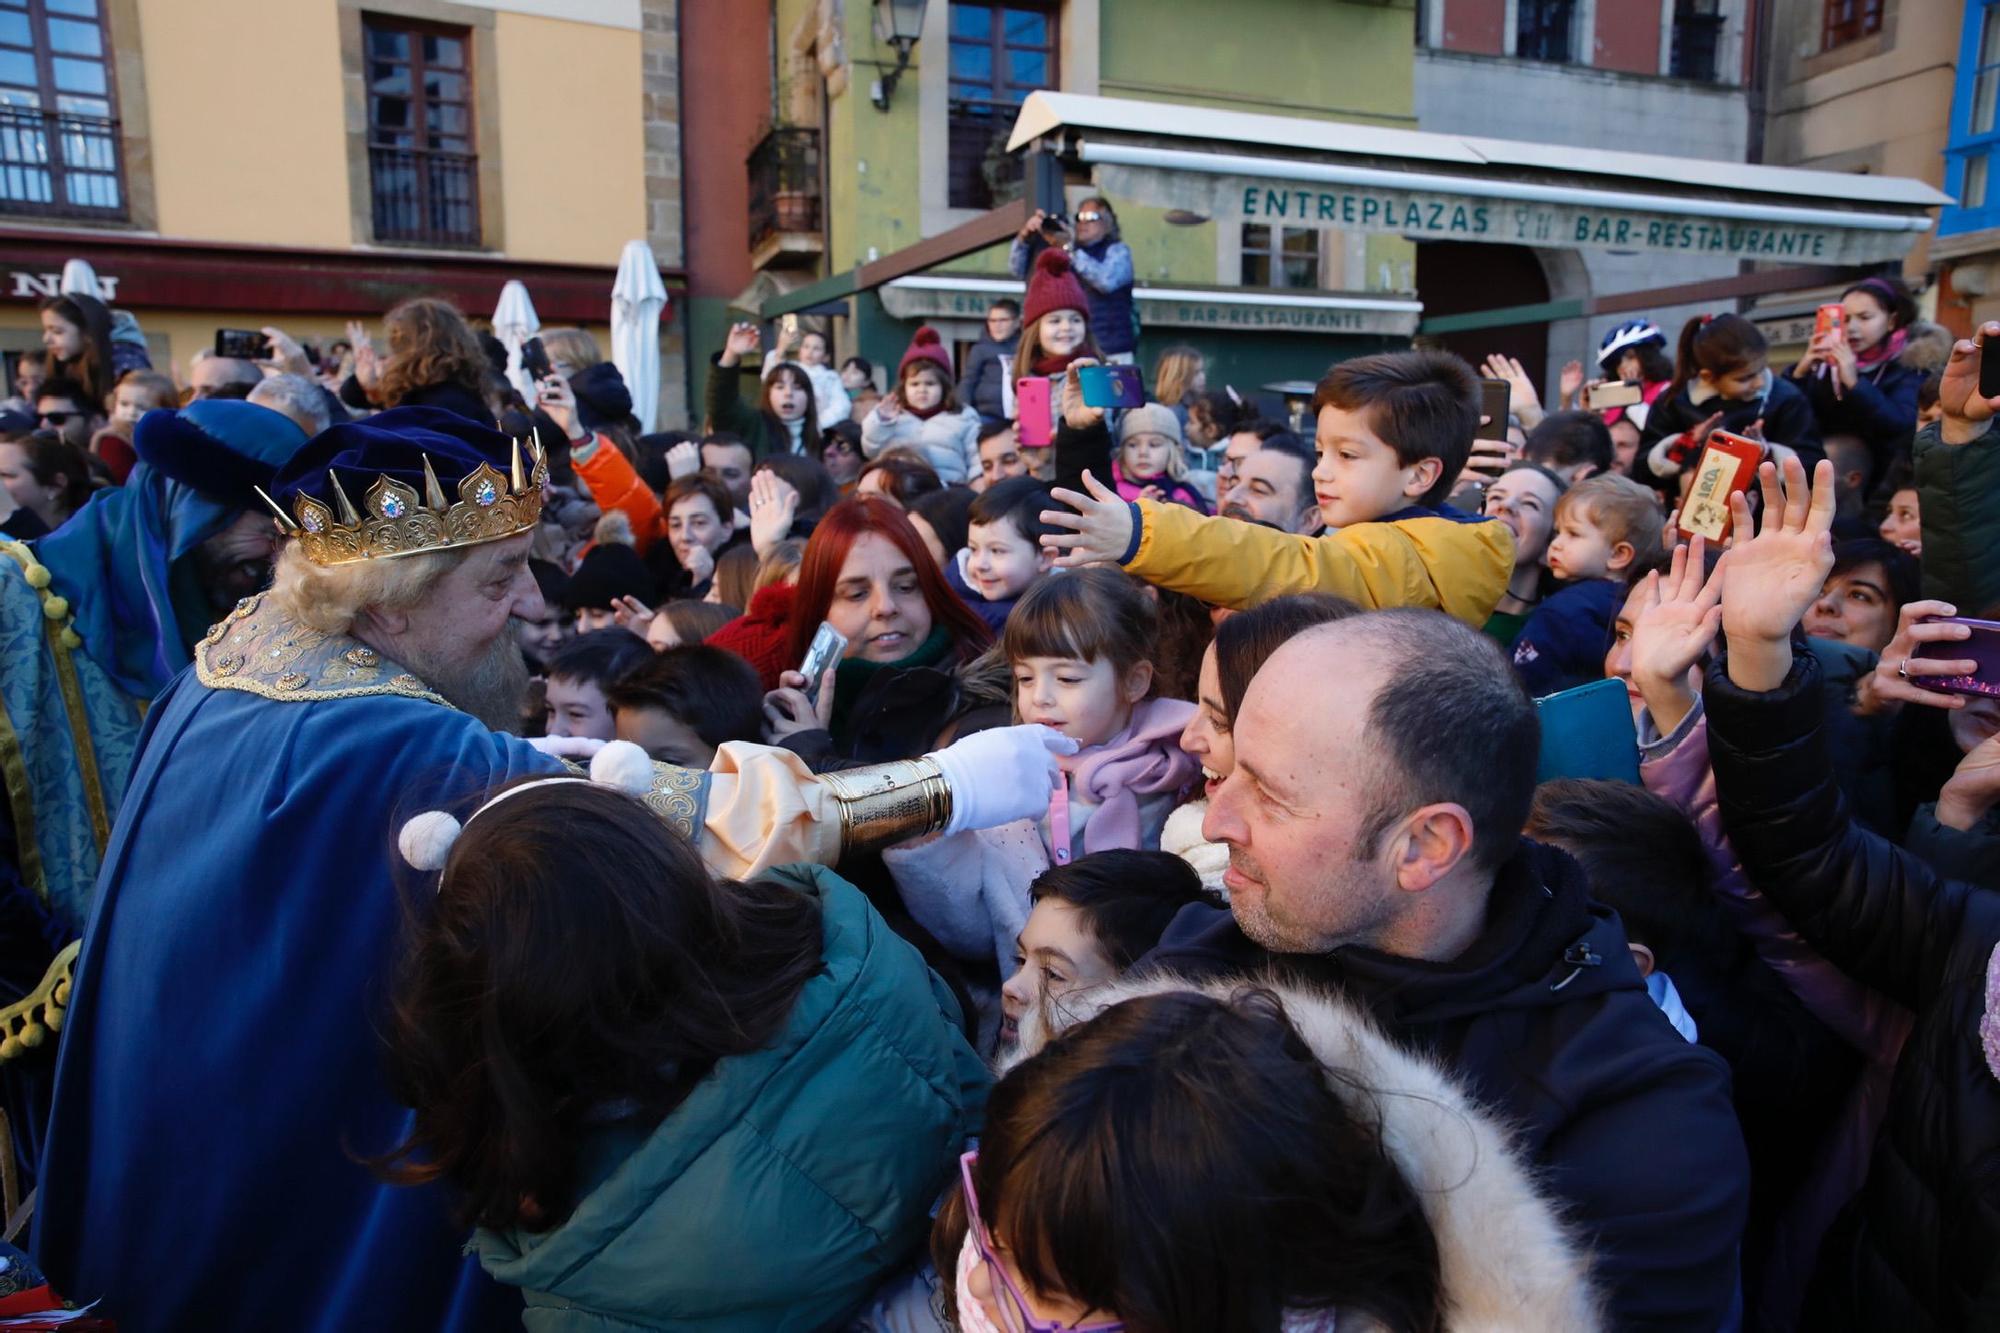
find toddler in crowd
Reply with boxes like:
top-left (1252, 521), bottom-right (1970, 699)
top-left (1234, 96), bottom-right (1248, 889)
top-left (1638, 313), bottom-right (1822, 495)
top-left (93, 369), bottom-right (178, 483)
top-left (946, 476), bottom-right (1057, 633)
top-left (607, 644), bottom-right (766, 769)
top-left (862, 326), bottom-right (982, 484)
top-left (1510, 473), bottom-right (1662, 696)
top-left (1110, 402), bottom-right (1208, 512)
top-left (885, 566), bottom-right (1198, 983)
top-left (1042, 349), bottom-right (1513, 627)
top-left (997, 850), bottom-right (1220, 1049)
top-left (542, 628), bottom-right (654, 740)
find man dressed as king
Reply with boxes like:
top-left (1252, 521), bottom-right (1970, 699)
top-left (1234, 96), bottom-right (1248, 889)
top-left (33, 407), bottom-right (1068, 1332)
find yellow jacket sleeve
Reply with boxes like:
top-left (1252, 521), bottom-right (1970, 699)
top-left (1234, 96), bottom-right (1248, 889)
top-left (1123, 500), bottom-right (1515, 627)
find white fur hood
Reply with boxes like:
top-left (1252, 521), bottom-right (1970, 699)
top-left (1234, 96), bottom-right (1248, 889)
top-left (1010, 975), bottom-right (1603, 1332)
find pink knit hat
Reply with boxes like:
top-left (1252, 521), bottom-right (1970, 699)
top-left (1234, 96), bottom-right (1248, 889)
top-left (898, 325), bottom-right (954, 379)
top-left (1022, 247), bottom-right (1090, 330)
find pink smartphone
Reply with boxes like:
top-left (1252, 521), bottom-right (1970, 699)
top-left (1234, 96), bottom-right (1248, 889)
top-left (1016, 376), bottom-right (1053, 447)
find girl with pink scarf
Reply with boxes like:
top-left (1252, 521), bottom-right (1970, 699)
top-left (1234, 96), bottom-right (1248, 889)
top-left (884, 568), bottom-right (1199, 989)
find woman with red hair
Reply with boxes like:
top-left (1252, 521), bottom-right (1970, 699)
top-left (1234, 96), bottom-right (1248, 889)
top-left (765, 496), bottom-right (997, 766)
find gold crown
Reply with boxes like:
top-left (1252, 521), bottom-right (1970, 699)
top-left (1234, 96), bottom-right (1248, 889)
top-left (255, 435), bottom-right (548, 567)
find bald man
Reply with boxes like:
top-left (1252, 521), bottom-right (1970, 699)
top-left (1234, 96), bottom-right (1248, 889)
top-left (1144, 609), bottom-right (1748, 1329)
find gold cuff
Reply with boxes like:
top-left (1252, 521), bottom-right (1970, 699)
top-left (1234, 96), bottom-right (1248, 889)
top-left (821, 757), bottom-right (953, 854)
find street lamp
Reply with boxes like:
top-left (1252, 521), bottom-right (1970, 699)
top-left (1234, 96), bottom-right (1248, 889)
top-left (870, 0), bottom-right (928, 111)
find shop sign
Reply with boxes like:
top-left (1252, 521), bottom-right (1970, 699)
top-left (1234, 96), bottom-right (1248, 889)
top-left (880, 281), bottom-right (1417, 336)
top-left (9, 270), bottom-right (120, 301)
top-left (1094, 163), bottom-right (1922, 266)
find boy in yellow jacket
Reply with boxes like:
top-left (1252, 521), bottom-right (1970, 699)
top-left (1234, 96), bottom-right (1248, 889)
top-left (1042, 350), bottom-right (1515, 626)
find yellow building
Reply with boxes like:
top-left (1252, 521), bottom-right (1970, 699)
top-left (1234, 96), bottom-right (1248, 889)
top-left (0, 0), bottom-right (683, 420)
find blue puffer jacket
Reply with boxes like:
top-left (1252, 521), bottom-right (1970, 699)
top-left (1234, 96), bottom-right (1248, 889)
top-left (474, 866), bottom-right (988, 1332)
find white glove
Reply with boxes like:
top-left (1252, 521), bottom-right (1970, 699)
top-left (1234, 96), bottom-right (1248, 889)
top-left (927, 724), bottom-right (1080, 836)
top-left (527, 734), bottom-right (608, 760)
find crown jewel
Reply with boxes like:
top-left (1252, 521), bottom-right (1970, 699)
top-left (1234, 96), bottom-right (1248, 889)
top-left (257, 436), bottom-right (548, 566)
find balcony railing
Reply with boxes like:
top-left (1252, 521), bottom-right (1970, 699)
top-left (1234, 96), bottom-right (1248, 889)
top-left (369, 144), bottom-right (481, 247)
top-left (748, 127), bottom-right (821, 255)
top-left (0, 107), bottom-right (126, 221)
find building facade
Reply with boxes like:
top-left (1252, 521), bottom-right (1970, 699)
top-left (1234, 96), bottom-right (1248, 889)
top-left (0, 0), bottom-right (684, 423)
top-left (1932, 0), bottom-right (2000, 337)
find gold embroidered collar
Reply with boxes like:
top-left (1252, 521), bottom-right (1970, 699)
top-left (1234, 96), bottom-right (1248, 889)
top-left (195, 594), bottom-right (449, 707)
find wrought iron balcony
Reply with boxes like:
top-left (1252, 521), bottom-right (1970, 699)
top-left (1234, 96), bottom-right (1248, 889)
top-left (0, 106), bottom-right (126, 221)
top-left (748, 126), bottom-right (823, 268)
top-left (369, 144), bottom-right (481, 247)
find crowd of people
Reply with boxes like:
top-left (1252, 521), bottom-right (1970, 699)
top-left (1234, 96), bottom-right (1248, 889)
top-left (1, 218), bottom-right (1996, 1333)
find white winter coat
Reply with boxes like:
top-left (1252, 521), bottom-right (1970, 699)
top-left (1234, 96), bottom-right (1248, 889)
top-left (860, 402), bottom-right (981, 484)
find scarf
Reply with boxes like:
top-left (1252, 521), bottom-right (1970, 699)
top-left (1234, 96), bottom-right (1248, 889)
top-left (780, 413), bottom-right (805, 453)
top-left (1854, 324), bottom-right (1910, 374)
top-left (904, 398), bottom-right (948, 422)
top-left (828, 623), bottom-right (954, 745)
top-left (1032, 349), bottom-right (1088, 377)
top-left (1062, 696), bottom-right (1200, 855)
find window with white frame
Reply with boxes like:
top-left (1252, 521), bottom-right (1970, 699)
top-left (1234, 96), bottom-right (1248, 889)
top-left (1241, 225), bottom-right (1321, 289)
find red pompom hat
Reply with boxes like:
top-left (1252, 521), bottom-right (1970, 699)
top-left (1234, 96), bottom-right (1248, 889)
top-left (1021, 247), bottom-right (1090, 330)
top-left (898, 325), bottom-right (955, 378)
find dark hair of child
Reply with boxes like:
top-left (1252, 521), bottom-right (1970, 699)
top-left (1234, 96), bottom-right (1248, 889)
top-left (841, 355), bottom-right (874, 379)
top-left (1527, 779), bottom-right (1715, 966)
top-left (932, 989), bottom-right (1443, 1332)
top-left (968, 475), bottom-right (1057, 543)
top-left (374, 781), bottom-right (824, 1231)
top-left (1027, 850), bottom-right (1222, 971)
top-left (1552, 474), bottom-right (1665, 571)
top-left (546, 628), bottom-right (654, 694)
top-left (1003, 565), bottom-right (1156, 694)
top-left (1843, 274), bottom-right (1919, 331)
top-left (857, 450), bottom-right (944, 506)
top-left (1667, 313), bottom-right (1768, 405)
top-left (606, 644), bottom-right (766, 752)
top-left (1215, 592), bottom-right (1367, 722)
top-left (910, 484), bottom-right (978, 560)
top-left (1310, 349), bottom-right (1478, 508)
top-left (1523, 411), bottom-right (1614, 478)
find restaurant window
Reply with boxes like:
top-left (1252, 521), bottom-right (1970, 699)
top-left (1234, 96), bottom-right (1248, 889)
top-left (364, 15), bottom-right (479, 246)
top-left (1516, 0), bottom-right (1575, 63)
top-left (0, 0), bottom-right (125, 220)
top-left (947, 2), bottom-right (1055, 210)
top-left (1821, 0), bottom-right (1882, 50)
top-left (1241, 225), bottom-right (1321, 290)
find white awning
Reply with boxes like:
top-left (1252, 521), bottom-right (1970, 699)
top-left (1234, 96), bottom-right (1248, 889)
top-left (882, 274), bottom-right (1424, 337)
top-left (1007, 92), bottom-right (1948, 266)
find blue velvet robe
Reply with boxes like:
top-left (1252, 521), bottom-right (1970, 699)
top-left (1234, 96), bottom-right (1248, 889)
top-left (33, 597), bottom-right (705, 1332)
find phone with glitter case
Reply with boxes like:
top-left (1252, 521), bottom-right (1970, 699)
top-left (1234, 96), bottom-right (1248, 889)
top-left (1929, 617), bottom-right (2000, 698)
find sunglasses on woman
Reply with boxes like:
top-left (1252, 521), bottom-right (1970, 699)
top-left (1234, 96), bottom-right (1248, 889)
top-left (959, 1151), bottom-right (1124, 1333)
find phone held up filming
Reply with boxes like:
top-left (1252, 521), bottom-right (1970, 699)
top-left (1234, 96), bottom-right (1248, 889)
top-left (798, 621), bottom-right (848, 707)
top-left (1676, 430), bottom-right (1764, 544)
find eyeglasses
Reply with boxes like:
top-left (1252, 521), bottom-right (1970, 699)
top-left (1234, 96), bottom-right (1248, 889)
top-left (38, 410), bottom-right (79, 425)
top-left (959, 1151), bottom-right (1124, 1333)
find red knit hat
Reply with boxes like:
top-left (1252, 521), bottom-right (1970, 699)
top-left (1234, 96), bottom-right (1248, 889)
top-left (898, 325), bottom-right (954, 380)
top-left (1021, 247), bottom-right (1090, 331)
top-left (705, 581), bottom-right (798, 691)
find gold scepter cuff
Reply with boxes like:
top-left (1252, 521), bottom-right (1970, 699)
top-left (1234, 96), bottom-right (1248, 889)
top-left (820, 757), bottom-right (953, 855)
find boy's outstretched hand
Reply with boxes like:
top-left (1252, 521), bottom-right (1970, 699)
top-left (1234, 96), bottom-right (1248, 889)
top-left (1042, 470), bottom-right (1134, 569)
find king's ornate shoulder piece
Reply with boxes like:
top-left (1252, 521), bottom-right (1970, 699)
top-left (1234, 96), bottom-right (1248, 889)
top-left (256, 437), bottom-right (548, 567)
top-left (196, 594), bottom-right (449, 707)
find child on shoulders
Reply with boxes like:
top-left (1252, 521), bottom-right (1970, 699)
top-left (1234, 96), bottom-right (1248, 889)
top-left (885, 567), bottom-right (1199, 982)
top-left (1509, 474), bottom-right (1663, 696)
top-left (1039, 349), bottom-right (1514, 627)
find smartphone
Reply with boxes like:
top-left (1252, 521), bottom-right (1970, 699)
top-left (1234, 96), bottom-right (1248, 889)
top-left (214, 328), bottom-right (270, 361)
top-left (780, 312), bottom-right (800, 339)
top-left (521, 336), bottom-right (552, 382)
top-left (1676, 430), bottom-right (1765, 543)
top-left (1476, 378), bottom-right (1510, 441)
top-left (799, 621), bottom-right (848, 706)
top-left (1587, 380), bottom-right (1645, 410)
top-left (1077, 364), bottom-right (1146, 410)
top-left (1981, 330), bottom-right (2000, 401)
top-left (1015, 377), bottom-right (1054, 447)
top-left (1814, 303), bottom-right (1846, 342)
top-left (1534, 677), bottom-right (1641, 784)
top-left (1928, 616), bottom-right (2000, 698)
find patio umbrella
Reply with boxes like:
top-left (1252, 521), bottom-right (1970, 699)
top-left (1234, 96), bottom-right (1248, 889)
top-left (611, 240), bottom-right (667, 433)
top-left (492, 279), bottom-right (541, 405)
top-left (59, 259), bottom-right (103, 299)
